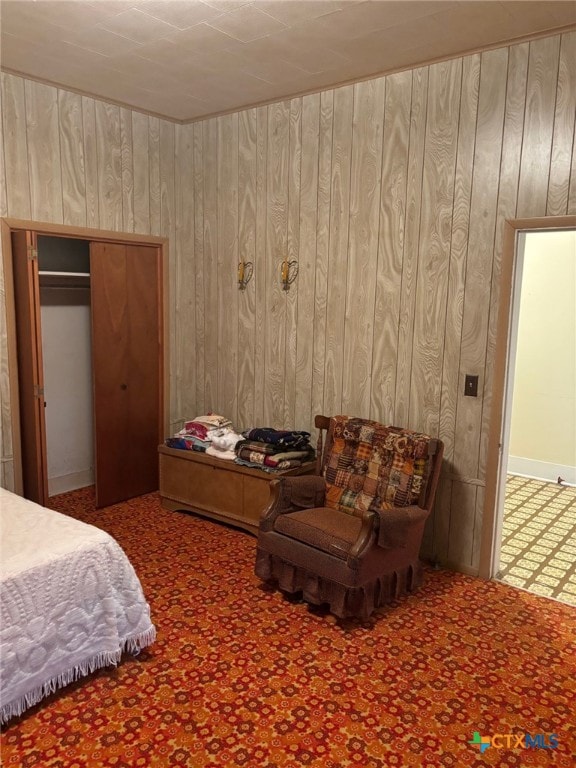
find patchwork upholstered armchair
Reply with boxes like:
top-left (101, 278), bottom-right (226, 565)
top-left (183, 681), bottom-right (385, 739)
top-left (255, 415), bottom-right (444, 619)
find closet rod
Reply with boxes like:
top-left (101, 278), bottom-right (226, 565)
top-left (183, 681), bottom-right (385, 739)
top-left (40, 283), bottom-right (90, 290)
top-left (39, 271), bottom-right (90, 277)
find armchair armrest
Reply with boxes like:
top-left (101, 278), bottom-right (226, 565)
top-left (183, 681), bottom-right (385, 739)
top-left (375, 504), bottom-right (430, 549)
top-left (259, 475), bottom-right (327, 532)
top-left (347, 509), bottom-right (378, 565)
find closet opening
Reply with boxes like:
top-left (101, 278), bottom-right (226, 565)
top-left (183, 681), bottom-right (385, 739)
top-left (38, 236), bottom-right (94, 496)
top-left (2, 218), bottom-right (169, 509)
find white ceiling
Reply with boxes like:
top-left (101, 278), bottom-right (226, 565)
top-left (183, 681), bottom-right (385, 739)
top-left (1, 0), bottom-right (575, 123)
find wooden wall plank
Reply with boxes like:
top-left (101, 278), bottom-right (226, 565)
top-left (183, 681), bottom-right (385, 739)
top-left (148, 117), bottom-right (161, 236)
top-left (342, 78), bottom-right (385, 417)
top-left (25, 80), bottom-right (62, 222)
top-left (371, 70), bottom-right (411, 424)
top-left (294, 93), bottom-right (318, 430)
top-left (516, 36), bottom-right (561, 217)
top-left (547, 31), bottom-right (576, 216)
top-left (202, 119), bottom-right (218, 412)
top-left (423, 477), bottom-right (452, 564)
top-left (323, 85), bottom-right (353, 418)
top-left (81, 97), bottom-right (99, 228)
top-left (216, 114), bottom-right (239, 424)
top-left (284, 97), bottom-right (302, 428)
top-left (58, 90), bottom-right (86, 227)
top-left (159, 120), bottom-right (176, 422)
top-left (120, 108), bottom-right (134, 232)
top-left (395, 67), bottom-right (428, 426)
top-left (237, 108), bottom-right (257, 431)
top-left (472, 486), bottom-right (486, 574)
top-left (1, 73), bottom-right (32, 219)
top-left (311, 90), bottom-right (333, 426)
top-left (253, 106), bottom-right (268, 427)
top-left (0, 82), bottom-right (6, 218)
top-left (175, 123), bottom-right (195, 422)
top-left (478, 43), bottom-right (529, 483)
top-left (438, 54), bottom-right (480, 466)
top-left (29, 81), bottom-right (64, 222)
top-left (447, 481), bottom-right (478, 572)
top-left (132, 111), bottom-right (150, 235)
top-left (264, 101), bottom-right (290, 427)
top-left (94, 100), bottom-right (122, 231)
top-left (453, 48), bottom-right (508, 487)
top-left (25, 80), bottom-right (63, 223)
top-left (193, 122), bottom-right (206, 417)
top-left (160, 121), bottom-right (175, 243)
top-left (409, 58), bottom-right (461, 436)
top-left (433, 54), bottom-right (480, 561)
top-left (496, 43), bottom-right (530, 223)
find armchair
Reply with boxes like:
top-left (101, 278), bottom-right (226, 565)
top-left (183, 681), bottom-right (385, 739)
top-left (255, 415), bottom-right (444, 619)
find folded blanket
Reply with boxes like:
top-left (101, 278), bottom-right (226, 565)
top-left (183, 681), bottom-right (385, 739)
top-left (235, 440), bottom-right (279, 455)
top-left (242, 428), bottom-right (311, 450)
top-left (264, 451), bottom-right (314, 469)
top-left (237, 446), bottom-right (312, 465)
top-left (235, 457), bottom-right (305, 473)
top-left (188, 414), bottom-right (232, 429)
top-left (180, 414), bottom-right (233, 441)
top-left (165, 436), bottom-right (207, 452)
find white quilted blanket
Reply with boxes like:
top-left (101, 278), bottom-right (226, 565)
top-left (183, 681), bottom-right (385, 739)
top-left (0, 488), bottom-right (156, 724)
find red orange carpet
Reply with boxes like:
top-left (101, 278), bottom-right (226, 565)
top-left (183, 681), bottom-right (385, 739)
top-left (1, 488), bottom-right (574, 767)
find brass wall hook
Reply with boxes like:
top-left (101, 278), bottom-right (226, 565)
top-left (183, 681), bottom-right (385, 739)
top-left (237, 260), bottom-right (254, 290)
top-left (280, 259), bottom-right (298, 291)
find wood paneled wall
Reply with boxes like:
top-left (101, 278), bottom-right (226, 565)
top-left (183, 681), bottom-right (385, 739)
top-left (1, 31), bottom-right (575, 574)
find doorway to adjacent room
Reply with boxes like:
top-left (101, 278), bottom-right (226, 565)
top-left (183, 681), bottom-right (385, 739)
top-left (488, 227), bottom-right (576, 606)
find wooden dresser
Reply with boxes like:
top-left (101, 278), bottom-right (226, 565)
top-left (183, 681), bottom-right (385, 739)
top-left (158, 445), bottom-right (316, 535)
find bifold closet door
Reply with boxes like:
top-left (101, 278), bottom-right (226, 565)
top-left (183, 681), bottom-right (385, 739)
top-left (11, 230), bottom-right (49, 504)
top-left (90, 243), bottom-right (162, 507)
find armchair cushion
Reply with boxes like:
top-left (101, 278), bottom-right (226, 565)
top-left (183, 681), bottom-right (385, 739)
top-left (274, 507), bottom-right (362, 561)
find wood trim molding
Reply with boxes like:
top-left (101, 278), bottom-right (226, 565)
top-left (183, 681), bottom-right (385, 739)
top-left (479, 215), bottom-right (576, 580)
top-left (2, 218), bottom-right (168, 246)
top-left (1, 219), bottom-right (23, 494)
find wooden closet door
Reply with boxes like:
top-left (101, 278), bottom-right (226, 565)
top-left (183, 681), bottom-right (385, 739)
top-left (90, 243), bottom-right (162, 507)
top-left (11, 231), bottom-right (49, 504)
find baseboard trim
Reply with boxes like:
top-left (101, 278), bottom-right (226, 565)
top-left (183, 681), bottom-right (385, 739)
top-left (508, 456), bottom-right (576, 486)
top-left (48, 469), bottom-right (94, 496)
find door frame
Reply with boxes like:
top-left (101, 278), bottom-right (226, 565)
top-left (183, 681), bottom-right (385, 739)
top-left (1, 217), bottom-right (170, 497)
top-left (479, 214), bottom-right (576, 580)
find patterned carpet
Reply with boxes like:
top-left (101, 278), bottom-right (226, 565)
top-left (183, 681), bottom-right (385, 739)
top-left (1, 488), bottom-right (575, 767)
top-left (498, 476), bottom-right (576, 606)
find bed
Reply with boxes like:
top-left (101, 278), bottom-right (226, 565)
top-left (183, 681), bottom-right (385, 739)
top-left (0, 488), bottom-right (156, 724)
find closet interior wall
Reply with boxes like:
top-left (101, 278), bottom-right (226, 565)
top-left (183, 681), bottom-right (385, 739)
top-left (38, 235), bottom-right (94, 496)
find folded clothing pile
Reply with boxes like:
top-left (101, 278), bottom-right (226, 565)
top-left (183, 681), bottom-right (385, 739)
top-left (165, 414), bottom-right (241, 459)
top-left (205, 428), bottom-right (244, 461)
top-left (235, 428), bottom-right (315, 471)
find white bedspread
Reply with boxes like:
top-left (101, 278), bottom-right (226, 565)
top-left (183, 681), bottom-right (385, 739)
top-left (0, 488), bottom-right (156, 724)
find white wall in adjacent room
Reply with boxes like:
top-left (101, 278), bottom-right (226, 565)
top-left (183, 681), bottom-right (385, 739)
top-left (509, 230), bottom-right (576, 484)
